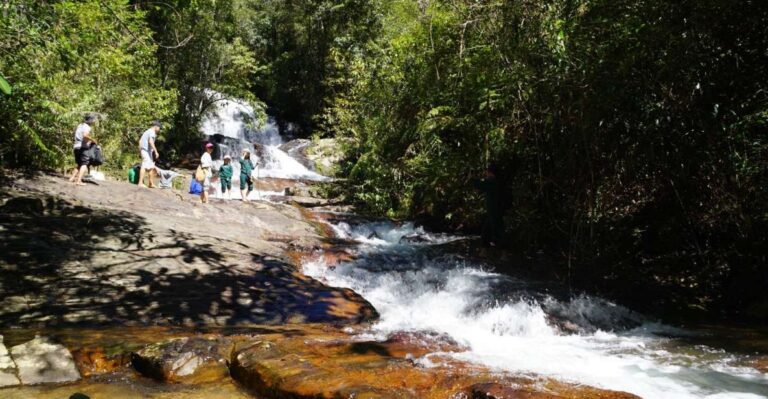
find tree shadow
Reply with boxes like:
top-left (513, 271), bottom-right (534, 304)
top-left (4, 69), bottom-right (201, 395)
top-left (0, 191), bottom-right (377, 329)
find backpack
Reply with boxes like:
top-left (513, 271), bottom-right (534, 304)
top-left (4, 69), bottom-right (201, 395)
top-left (194, 165), bottom-right (206, 182)
top-left (189, 178), bottom-right (203, 195)
top-left (83, 144), bottom-right (104, 166)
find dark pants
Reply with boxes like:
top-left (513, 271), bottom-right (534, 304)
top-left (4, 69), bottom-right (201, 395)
top-left (73, 147), bottom-right (90, 167)
top-left (240, 173), bottom-right (253, 191)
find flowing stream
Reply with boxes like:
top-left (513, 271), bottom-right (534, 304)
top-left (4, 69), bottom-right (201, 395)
top-left (303, 221), bottom-right (768, 399)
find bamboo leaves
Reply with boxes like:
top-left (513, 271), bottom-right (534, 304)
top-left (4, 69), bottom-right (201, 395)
top-left (0, 74), bottom-right (11, 96)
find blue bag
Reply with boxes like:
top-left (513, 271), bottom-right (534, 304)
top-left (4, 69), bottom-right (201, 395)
top-left (189, 178), bottom-right (203, 195)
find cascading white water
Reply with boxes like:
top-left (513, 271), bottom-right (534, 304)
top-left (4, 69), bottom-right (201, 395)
top-left (303, 221), bottom-right (768, 399)
top-left (199, 92), bottom-right (327, 199)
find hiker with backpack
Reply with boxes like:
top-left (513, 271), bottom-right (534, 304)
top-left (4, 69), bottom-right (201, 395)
top-left (138, 121), bottom-right (162, 188)
top-left (69, 114), bottom-right (98, 186)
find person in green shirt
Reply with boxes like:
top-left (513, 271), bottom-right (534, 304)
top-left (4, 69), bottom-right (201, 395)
top-left (239, 149), bottom-right (254, 201)
top-left (220, 155), bottom-right (234, 199)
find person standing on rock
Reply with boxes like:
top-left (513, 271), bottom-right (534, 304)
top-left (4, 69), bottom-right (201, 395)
top-left (239, 149), bottom-right (255, 202)
top-left (200, 142), bottom-right (214, 203)
top-left (68, 114), bottom-right (98, 186)
top-left (220, 155), bottom-right (234, 200)
top-left (138, 121), bottom-right (161, 188)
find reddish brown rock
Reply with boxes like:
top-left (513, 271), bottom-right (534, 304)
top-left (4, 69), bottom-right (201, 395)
top-left (383, 330), bottom-right (468, 358)
top-left (131, 337), bottom-right (231, 384)
top-left (323, 248), bottom-right (356, 267)
top-left (230, 328), bottom-right (641, 399)
top-left (751, 356), bottom-right (768, 373)
top-left (71, 347), bottom-right (131, 377)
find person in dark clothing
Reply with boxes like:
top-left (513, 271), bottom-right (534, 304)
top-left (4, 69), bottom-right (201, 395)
top-left (239, 149), bottom-right (255, 201)
top-left (473, 164), bottom-right (504, 246)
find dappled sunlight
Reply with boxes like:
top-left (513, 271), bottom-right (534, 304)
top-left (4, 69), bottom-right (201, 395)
top-left (0, 190), bottom-right (376, 328)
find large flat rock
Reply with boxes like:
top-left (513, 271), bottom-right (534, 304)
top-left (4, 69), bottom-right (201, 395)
top-left (0, 174), bottom-right (377, 328)
top-left (230, 329), bottom-right (641, 399)
top-left (10, 336), bottom-right (80, 385)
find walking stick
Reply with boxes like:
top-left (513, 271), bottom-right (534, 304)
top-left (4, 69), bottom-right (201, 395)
top-left (255, 163), bottom-right (261, 200)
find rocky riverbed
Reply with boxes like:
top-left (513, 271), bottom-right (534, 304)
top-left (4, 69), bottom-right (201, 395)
top-left (0, 173), bottom-right (653, 398)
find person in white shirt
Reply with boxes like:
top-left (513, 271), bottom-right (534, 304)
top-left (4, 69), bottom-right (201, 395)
top-left (68, 114), bottom-right (98, 186)
top-left (200, 142), bottom-right (214, 203)
top-left (138, 121), bottom-right (161, 188)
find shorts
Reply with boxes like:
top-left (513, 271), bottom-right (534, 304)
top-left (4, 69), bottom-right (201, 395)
top-left (203, 170), bottom-right (212, 190)
top-left (221, 178), bottom-right (232, 191)
top-left (240, 173), bottom-right (253, 191)
top-left (140, 149), bottom-right (155, 170)
top-left (73, 147), bottom-right (89, 167)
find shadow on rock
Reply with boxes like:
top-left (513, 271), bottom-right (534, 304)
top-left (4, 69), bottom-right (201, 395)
top-left (0, 191), bottom-right (377, 328)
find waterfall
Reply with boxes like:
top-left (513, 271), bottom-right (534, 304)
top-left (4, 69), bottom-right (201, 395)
top-left (199, 92), bottom-right (328, 185)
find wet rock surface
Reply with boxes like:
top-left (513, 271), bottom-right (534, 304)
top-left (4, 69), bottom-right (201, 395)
top-left (71, 347), bottom-right (131, 377)
top-left (10, 336), bottom-right (80, 385)
top-left (131, 337), bottom-right (230, 383)
top-left (230, 328), bottom-right (640, 399)
top-left (0, 317), bottom-right (644, 398)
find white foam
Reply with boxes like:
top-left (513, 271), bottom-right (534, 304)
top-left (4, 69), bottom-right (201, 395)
top-left (200, 91), bottom-right (328, 182)
top-left (302, 222), bottom-right (768, 399)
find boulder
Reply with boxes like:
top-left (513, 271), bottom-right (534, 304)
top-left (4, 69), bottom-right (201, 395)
top-left (230, 329), bottom-right (641, 399)
top-left (279, 139), bottom-right (315, 170)
top-left (71, 347), bottom-right (131, 377)
top-left (399, 232), bottom-right (432, 244)
top-left (131, 336), bottom-right (230, 384)
top-left (231, 337), bottom-right (421, 399)
top-left (10, 336), bottom-right (80, 385)
top-left (0, 335), bottom-right (20, 387)
top-left (279, 137), bottom-right (354, 177)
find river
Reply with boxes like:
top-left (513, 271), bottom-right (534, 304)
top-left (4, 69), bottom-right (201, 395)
top-left (302, 220), bottom-right (768, 399)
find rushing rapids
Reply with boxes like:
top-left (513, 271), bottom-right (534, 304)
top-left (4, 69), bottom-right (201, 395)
top-left (303, 220), bottom-right (768, 399)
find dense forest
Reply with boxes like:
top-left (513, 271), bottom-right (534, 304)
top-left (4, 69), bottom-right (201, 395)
top-left (1, 0), bottom-right (767, 321)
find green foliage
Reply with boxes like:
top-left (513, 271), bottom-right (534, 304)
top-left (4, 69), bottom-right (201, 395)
top-left (0, 74), bottom-right (11, 95)
top-left (0, 0), bottom-right (175, 169)
top-left (335, 0), bottom-right (768, 318)
top-left (233, 0), bottom-right (384, 136)
top-left (137, 0), bottom-right (266, 158)
top-left (1, 0), bottom-right (766, 318)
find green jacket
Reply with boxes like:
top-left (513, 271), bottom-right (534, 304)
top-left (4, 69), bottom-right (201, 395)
top-left (239, 158), bottom-right (253, 177)
top-left (220, 164), bottom-right (233, 180)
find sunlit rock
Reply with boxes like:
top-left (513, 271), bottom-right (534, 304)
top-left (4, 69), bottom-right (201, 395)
top-left (0, 335), bottom-right (20, 387)
top-left (10, 336), bottom-right (80, 385)
top-left (230, 329), bottom-right (638, 399)
top-left (131, 337), bottom-right (230, 384)
top-left (71, 347), bottom-right (131, 377)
